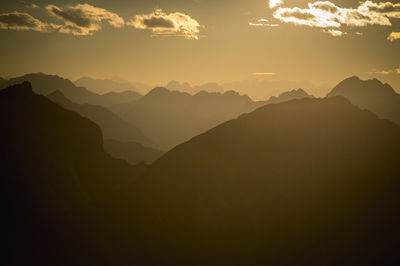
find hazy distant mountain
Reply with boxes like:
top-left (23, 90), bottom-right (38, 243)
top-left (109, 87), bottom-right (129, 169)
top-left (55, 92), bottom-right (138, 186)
top-left (100, 97), bottom-right (400, 265)
top-left (1, 73), bottom-right (139, 107)
top-left (327, 76), bottom-right (400, 125)
top-left (265, 88), bottom-right (314, 104)
top-left (166, 80), bottom-right (224, 94)
top-left (119, 87), bottom-right (264, 150)
top-left (75, 77), bottom-right (146, 96)
top-left (47, 90), bottom-right (155, 148)
top-left (222, 79), bottom-right (330, 100)
top-left (103, 139), bottom-right (163, 165)
top-left (1, 82), bottom-right (144, 266)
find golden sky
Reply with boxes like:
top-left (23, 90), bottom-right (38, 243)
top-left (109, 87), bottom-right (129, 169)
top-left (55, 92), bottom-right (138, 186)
top-left (0, 0), bottom-right (399, 92)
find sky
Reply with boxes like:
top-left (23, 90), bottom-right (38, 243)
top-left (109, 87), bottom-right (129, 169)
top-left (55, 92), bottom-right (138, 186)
top-left (0, 0), bottom-right (399, 93)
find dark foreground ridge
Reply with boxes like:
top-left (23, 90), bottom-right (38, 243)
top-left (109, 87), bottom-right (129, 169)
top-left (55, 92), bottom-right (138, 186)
top-left (2, 82), bottom-right (400, 266)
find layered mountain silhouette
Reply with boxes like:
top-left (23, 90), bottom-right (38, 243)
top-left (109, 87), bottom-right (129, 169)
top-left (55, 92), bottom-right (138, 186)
top-left (3, 78), bottom-right (400, 266)
top-left (98, 97), bottom-right (400, 265)
top-left (103, 139), bottom-right (163, 165)
top-left (1, 82), bottom-right (145, 266)
top-left (265, 88), bottom-right (314, 104)
top-left (47, 90), bottom-right (155, 148)
top-left (115, 87), bottom-right (265, 150)
top-left (327, 76), bottom-right (400, 125)
top-left (75, 76), bottom-right (146, 95)
top-left (1, 73), bottom-right (141, 107)
top-left (166, 80), bottom-right (224, 94)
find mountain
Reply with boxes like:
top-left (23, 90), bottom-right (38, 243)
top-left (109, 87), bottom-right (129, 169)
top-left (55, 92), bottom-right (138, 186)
top-left (327, 76), bottom-right (400, 125)
top-left (265, 88), bottom-right (314, 104)
top-left (1, 73), bottom-right (140, 107)
top-left (47, 90), bottom-right (155, 148)
top-left (222, 79), bottom-right (330, 100)
top-left (75, 77), bottom-right (145, 96)
top-left (1, 82), bottom-right (145, 266)
top-left (98, 97), bottom-right (400, 265)
top-left (119, 87), bottom-right (265, 150)
top-left (103, 139), bottom-right (163, 165)
top-left (166, 80), bottom-right (224, 94)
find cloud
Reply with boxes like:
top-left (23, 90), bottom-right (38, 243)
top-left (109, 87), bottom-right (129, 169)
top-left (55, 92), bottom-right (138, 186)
top-left (253, 72), bottom-right (276, 76)
top-left (387, 31), bottom-right (400, 41)
top-left (323, 29), bottom-right (345, 36)
top-left (46, 4), bottom-right (124, 36)
top-left (26, 4), bottom-right (39, 9)
top-left (272, 1), bottom-right (400, 35)
top-left (0, 11), bottom-right (49, 32)
top-left (367, 67), bottom-right (400, 75)
top-left (269, 0), bottom-right (284, 9)
top-left (127, 9), bottom-right (200, 40)
top-left (249, 19), bottom-right (279, 27)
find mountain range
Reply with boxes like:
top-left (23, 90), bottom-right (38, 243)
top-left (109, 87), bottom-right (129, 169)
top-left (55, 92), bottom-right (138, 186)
top-left (47, 90), bottom-right (155, 148)
top-left (0, 73), bottom-right (141, 107)
top-left (2, 79), bottom-right (400, 265)
top-left (114, 87), bottom-right (265, 150)
top-left (75, 77), bottom-right (149, 95)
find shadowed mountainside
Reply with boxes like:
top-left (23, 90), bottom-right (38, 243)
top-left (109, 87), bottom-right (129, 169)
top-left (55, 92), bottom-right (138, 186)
top-left (327, 76), bottom-right (400, 125)
top-left (1, 73), bottom-right (141, 107)
top-left (1, 82), bottom-right (145, 266)
top-left (103, 139), bottom-right (163, 165)
top-left (47, 90), bottom-right (155, 148)
top-left (115, 87), bottom-right (265, 150)
top-left (98, 96), bottom-right (400, 265)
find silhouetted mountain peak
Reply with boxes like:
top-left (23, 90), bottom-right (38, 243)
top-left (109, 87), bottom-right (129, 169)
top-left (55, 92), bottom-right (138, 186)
top-left (266, 87), bottom-right (314, 104)
top-left (4, 81), bottom-right (33, 94)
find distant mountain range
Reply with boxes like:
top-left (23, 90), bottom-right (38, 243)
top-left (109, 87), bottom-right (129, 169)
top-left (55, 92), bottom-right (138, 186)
top-left (115, 87), bottom-right (265, 150)
top-left (265, 88), bottom-right (314, 104)
top-left (75, 77), bottom-right (150, 95)
top-left (47, 90), bottom-right (155, 148)
top-left (327, 76), bottom-right (400, 125)
top-left (0, 73), bottom-right (141, 107)
top-left (166, 80), bottom-right (224, 94)
top-left (2, 80), bottom-right (400, 265)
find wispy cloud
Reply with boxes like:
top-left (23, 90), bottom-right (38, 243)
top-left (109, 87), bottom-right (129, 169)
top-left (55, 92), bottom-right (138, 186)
top-left (323, 29), bottom-right (345, 36)
top-left (0, 11), bottom-right (49, 32)
top-left (249, 19), bottom-right (279, 27)
top-left (253, 72), bottom-right (276, 76)
top-left (46, 4), bottom-right (124, 36)
top-left (387, 31), bottom-right (400, 41)
top-left (127, 9), bottom-right (201, 40)
top-left (367, 67), bottom-right (400, 75)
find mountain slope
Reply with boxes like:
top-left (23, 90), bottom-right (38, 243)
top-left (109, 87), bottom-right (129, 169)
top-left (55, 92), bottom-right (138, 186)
top-left (103, 139), bottom-right (163, 165)
top-left (120, 87), bottom-right (264, 150)
top-left (47, 90), bottom-right (155, 148)
top-left (327, 76), bottom-right (400, 125)
top-left (99, 97), bottom-right (400, 265)
top-left (1, 82), bottom-right (145, 266)
top-left (1, 73), bottom-right (140, 107)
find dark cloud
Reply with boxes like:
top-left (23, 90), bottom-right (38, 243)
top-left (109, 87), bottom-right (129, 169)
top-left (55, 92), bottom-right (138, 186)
top-left (0, 12), bottom-right (49, 32)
